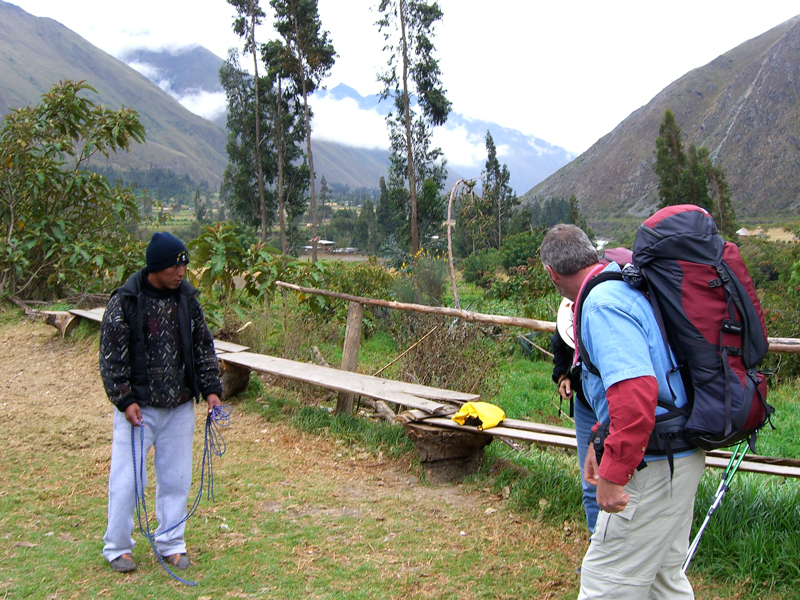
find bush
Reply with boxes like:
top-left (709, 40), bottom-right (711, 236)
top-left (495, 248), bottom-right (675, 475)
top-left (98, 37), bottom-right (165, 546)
top-left (388, 311), bottom-right (503, 397)
top-left (0, 81), bottom-right (147, 299)
top-left (392, 248), bottom-right (449, 306)
top-left (461, 248), bottom-right (501, 288)
top-left (499, 230), bottom-right (545, 270)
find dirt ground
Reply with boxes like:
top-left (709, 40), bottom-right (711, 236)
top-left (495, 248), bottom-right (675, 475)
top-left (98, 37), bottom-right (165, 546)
top-left (0, 317), bottom-right (592, 598)
top-left (0, 318), bottom-right (489, 510)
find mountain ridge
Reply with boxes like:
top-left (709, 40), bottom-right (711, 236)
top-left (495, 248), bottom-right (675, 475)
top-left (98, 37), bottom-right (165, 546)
top-left (0, 0), bottom-right (228, 187)
top-left (521, 14), bottom-right (800, 224)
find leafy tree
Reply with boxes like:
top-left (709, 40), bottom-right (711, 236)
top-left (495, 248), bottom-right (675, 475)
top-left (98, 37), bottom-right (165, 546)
top-left (654, 109), bottom-right (685, 208)
top-left (228, 0), bottom-right (270, 240)
top-left (262, 39), bottom-right (311, 253)
top-left (220, 49), bottom-right (271, 230)
top-left (704, 155), bottom-right (737, 238)
top-left (568, 195), bottom-right (594, 241)
top-left (270, 0), bottom-right (336, 262)
top-left (319, 174), bottom-right (330, 238)
top-left (0, 80), bottom-right (146, 299)
top-left (654, 110), bottom-right (737, 236)
top-left (482, 130), bottom-right (518, 247)
top-left (193, 187), bottom-right (207, 221)
top-left (329, 208), bottom-right (356, 247)
top-left (353, 199), bottom-right (377, 253)
top-left (375, 175), bottom-right (394, 244)
top-left (220, 48), bottom-right (308, 246)
top-left (377, 0), bottom-right (451, 254)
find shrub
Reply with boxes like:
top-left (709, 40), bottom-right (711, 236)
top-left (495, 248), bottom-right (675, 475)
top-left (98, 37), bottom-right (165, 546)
top-left (461, 248), bottom-right (501, 288)
top-left (499, 230), bottom-right (545, 270)
top-left (388, 311), bottom-right (503, 397)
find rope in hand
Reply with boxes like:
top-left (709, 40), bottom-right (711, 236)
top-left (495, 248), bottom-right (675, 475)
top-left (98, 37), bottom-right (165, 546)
top-left (131, 404), bottom-right (232, 586)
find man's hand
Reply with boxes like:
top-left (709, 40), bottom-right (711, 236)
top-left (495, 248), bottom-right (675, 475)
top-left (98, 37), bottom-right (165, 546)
top-left (125, 403), bottom-right (143, 427)
top-left (596, 477), bottom-right (630, 513)
top-left (207, 393), bottom-right (222, 415)
top-left (584, 442), bottom-right (629, 513)
top-left (557, 374), bottom-right (573, 399)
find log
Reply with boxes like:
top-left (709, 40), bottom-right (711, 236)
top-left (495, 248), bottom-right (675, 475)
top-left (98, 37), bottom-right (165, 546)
top-left (359, 397), bottom-right (397, 423)
top-left (401, 421), bottom-right (493, 483)
top-left (219, 360), bottom-right (251, 400)
top-left (42, 311), bottom-right (80, 338)
top-left (275, 280), bottom-right (556, 333)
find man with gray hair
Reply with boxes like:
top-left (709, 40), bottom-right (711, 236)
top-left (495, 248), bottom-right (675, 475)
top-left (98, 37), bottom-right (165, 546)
top-left (540, 224), bottom-right (704, 599)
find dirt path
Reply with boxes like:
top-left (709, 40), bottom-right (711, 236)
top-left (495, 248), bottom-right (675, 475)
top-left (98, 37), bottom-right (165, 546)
top-left (0, 318), bottom-right (591, 599)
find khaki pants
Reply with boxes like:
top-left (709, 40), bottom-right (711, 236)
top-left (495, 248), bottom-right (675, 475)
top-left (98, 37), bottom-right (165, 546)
top-left (578, 449), bottom-right (706, 600)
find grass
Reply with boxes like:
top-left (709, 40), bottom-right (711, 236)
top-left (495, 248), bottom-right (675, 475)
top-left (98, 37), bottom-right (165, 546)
top-left (4, 287), bottom-right (800, 599)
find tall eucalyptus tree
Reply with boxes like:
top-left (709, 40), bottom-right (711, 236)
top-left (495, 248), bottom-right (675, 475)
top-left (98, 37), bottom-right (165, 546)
top-left (377, 0), bottom-right (451, 254)
top-left (228, 0), bottom-right (269, 240)
top-left (270, 0), bottom-right (336, 262)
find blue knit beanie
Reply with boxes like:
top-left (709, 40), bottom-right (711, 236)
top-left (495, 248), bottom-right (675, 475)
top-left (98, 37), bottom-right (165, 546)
top-left (146, 232), bottom-right (189, 272)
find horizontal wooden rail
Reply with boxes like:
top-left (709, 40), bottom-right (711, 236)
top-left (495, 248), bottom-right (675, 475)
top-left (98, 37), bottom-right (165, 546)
top-left (275, 280), bottom-right (556, 332)
top-left (275, 281), bottom-right (800, 353)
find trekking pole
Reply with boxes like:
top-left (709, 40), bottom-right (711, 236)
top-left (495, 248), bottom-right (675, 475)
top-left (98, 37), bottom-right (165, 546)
top-left (682, 442), bottom-right (749, 572)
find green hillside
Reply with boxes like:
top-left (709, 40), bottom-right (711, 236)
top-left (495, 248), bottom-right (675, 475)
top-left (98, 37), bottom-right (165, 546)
top-left (0, 1), bottom-right (227, 187)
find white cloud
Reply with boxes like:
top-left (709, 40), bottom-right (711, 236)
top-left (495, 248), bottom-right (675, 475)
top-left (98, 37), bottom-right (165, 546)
top-left (126, 61), bottom-right (161, 81)
top-left (172, 90), bottom-right (227, 123)
top-left (525, 136), bottom-right (561, 158)
top-left (308, 96), bottom-right (388, 149)
top-left (495, 143), bottom-right (512, 159)
top-left (432, 123), bottom-right (485, 169)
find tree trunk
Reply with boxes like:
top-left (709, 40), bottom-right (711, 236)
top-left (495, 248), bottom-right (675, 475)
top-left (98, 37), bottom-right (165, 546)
top-left (276, 78), bottom-right (287, 254)
top-left (293, 15), bottom-right (318, 262)
top-left (250, 11), bottom-right (268, 243)
top-left (399, 1), bottom-right (419, 255)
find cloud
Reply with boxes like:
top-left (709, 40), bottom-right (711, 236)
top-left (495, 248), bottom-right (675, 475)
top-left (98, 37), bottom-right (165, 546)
top-left (126, 61), bottom-right (161, 81)
top-left (124, 60), bottom-right (227, 122)
top-left (308, 95), bottom-right (388, 149)
top-left (172, 90), bottom-right (227, 122)
top-left (432, 123), bottom-right (486, 169)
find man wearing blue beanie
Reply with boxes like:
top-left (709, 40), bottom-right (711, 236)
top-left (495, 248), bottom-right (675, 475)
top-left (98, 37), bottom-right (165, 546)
top-left (99, 232), bottom-right (222, 573)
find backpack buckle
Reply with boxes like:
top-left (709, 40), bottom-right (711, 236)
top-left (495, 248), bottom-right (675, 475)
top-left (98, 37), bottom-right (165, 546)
top-left (708, 278), bottom-right (723, 288)
top-left (725, 346), bottom-right (742, 357)
top-left (722, 319), bottom-right (743, 334)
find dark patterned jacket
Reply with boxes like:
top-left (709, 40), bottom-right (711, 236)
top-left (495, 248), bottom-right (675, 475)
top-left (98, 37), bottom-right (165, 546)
top-left (99, 267), bottom-right (222, 412)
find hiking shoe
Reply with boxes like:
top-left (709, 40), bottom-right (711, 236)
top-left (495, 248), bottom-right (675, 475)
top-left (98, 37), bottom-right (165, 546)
top-left (161, 553), bottom-right (191, 570)
top-left (109, 553), bottom-right (136, 573)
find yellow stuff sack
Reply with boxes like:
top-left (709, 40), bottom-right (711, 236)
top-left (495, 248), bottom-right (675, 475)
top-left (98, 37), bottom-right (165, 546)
top-left (451, 402), bottom-right (506, 431)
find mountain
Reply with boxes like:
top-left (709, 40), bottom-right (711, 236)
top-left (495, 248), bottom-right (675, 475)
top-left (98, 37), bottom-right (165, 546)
top-left (315, 84), bottom-right (576, 194)
top-left (0, 0), bottom-right (573, 196)
top-left (521, 15), bottom-right (800, 225)
top-left (121, 46), bottom-right (228, 129)
top-left (0, 1), bottom-right (227, 187)
top-left (122, 46), bottom-right (575, 193)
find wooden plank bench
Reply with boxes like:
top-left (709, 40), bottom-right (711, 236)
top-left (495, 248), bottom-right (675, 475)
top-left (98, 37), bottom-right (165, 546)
top-left (38, 302), bottom-right (800, 481)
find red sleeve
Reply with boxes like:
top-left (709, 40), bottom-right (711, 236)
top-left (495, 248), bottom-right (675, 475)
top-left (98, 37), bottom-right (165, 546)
top-left (598, 375), bottom-right (658, 485)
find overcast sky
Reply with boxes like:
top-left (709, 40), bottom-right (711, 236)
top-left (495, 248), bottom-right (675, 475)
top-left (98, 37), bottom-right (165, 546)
top-left (9, 0), bottom-right (800, 156)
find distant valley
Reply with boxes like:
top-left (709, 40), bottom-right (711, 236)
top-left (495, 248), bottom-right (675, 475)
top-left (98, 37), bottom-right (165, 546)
top-left (4, 0), bottom-right (799, 226)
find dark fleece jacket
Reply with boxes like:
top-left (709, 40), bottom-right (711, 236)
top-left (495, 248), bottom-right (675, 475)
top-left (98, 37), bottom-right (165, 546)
top-left (99, 267), bottom-right (222, 412)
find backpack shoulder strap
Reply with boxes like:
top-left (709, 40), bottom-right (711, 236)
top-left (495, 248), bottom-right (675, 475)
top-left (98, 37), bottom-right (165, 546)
top-left (574, 271), bottom-right (625, 377)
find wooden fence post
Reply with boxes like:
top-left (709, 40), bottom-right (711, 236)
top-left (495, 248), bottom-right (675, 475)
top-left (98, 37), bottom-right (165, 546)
top-left (335, 301), bottom-right (365, 415)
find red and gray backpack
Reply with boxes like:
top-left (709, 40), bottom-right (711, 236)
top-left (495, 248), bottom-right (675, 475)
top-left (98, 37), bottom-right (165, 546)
top-left (577, 204), bottom-right (773, 453)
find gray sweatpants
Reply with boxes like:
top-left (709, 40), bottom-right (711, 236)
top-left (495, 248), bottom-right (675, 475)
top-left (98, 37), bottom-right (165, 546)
top-left (578, 449), bottom-right (706, 600)
top-left (103, 401), bottom-right (195, 562)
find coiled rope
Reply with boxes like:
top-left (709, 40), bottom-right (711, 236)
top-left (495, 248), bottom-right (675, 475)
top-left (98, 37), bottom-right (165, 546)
top-left (131, 404), bottom-right (231, 586)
